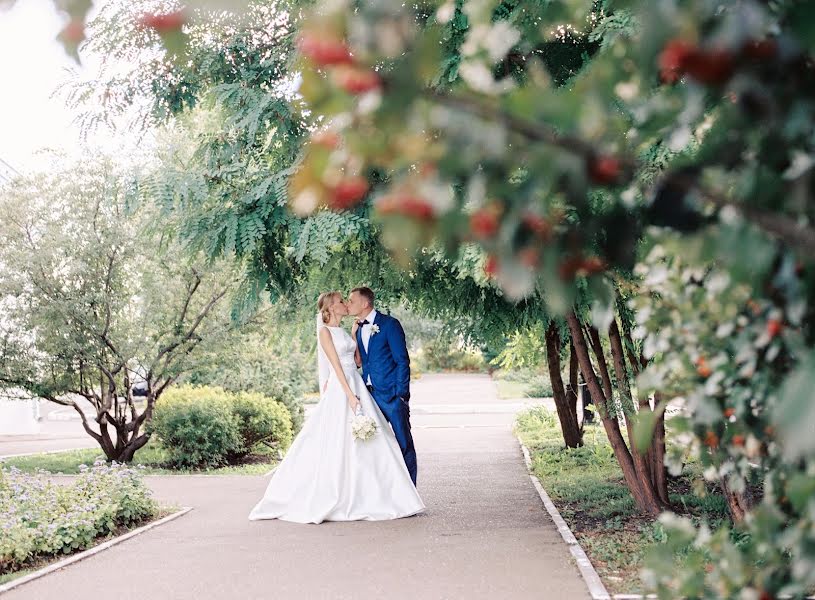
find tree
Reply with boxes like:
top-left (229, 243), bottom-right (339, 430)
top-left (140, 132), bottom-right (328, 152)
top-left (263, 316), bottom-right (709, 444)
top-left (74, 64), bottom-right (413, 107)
top-left (182, 305), bottom-right (318, 433)
top-left (0, 158), bottom-right (252, 462)
top-left (64, 0), bottom-right (815, 592)
top-left (85, 0), bottom-right (622, 455)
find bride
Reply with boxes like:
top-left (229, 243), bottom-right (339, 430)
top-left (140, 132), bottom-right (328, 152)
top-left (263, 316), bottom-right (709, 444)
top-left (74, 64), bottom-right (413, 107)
top-left (248, 291), bottom-right (425, 524)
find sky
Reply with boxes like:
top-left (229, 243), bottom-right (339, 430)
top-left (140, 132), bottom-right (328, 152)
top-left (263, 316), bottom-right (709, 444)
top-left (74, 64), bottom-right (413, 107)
top-left (0, 0), bottom-right (116, 174)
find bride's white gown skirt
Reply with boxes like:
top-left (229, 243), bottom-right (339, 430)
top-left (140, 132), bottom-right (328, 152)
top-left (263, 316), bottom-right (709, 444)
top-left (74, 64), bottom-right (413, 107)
top-left (249, 333), bottom-right (424, 524)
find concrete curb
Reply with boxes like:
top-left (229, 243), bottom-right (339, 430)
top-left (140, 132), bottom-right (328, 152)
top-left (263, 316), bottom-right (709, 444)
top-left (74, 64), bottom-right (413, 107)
top-left (0, 507), bottom-right (193, 595)
top-left (516, 437), bottom-right (612, 600)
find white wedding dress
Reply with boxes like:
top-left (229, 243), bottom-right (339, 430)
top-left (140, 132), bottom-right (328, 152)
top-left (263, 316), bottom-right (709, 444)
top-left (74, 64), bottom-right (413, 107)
top-left (248, 324), bottom-right (425, 524)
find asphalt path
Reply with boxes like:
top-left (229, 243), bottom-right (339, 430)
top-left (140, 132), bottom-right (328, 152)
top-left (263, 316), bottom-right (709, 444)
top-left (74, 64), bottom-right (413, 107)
top-left (3, 374), bottom-right (588, 600)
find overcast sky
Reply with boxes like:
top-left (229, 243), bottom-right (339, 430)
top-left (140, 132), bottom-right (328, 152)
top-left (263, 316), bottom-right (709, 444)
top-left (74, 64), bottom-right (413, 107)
top-left (0, 0), bottom-right (122, 174)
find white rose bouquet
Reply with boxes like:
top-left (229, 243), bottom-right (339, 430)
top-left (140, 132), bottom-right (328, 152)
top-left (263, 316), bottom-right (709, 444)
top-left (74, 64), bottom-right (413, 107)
top-left (351, 405), bottom-right (377, 442)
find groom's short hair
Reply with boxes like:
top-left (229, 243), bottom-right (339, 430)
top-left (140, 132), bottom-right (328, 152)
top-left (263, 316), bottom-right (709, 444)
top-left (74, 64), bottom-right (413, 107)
top-left (352, 286), bottom-right (375, 308)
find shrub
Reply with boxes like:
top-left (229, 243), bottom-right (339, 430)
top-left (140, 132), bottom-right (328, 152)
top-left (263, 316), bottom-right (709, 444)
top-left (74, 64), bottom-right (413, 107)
top-left (229, 391), bottom-right (293, 461)
top-left (0, 462), bottom-right (157, 574)
top-left (182, 322), bottom-right (312, 434)
top-left (523, 376), bottom-right (554, 398)
top-left (149, 386), bottom-right (242, 469)
top-left (415, 339), bottom-right (486, 373)
top-left (150, 385), bottom-right (294, 469)
top-left (186, 370), bottom-right (305, 434)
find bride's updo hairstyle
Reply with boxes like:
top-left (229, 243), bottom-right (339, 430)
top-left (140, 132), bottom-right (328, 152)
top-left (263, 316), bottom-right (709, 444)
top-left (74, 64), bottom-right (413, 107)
top-left (317, 291), bottom-right (341, 324)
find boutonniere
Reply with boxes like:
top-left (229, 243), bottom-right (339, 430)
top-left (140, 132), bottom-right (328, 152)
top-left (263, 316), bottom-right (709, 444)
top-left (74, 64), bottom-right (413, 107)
top-left (371, 324), bottom-right (381, 335)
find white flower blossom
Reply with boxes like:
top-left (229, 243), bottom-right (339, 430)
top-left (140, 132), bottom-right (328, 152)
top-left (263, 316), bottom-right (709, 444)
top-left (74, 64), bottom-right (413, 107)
top-left (351, 415), bottom-right (377, 441)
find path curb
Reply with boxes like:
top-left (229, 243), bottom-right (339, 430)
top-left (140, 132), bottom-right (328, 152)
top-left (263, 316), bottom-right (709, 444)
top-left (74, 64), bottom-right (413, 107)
top-left (517, 437), bottom-right (612, 600)
top-left (0, 507), bottom-right (193, 595)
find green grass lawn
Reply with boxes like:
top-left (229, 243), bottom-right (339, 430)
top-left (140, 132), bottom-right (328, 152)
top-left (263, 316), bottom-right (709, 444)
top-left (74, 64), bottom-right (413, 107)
top-left (2, 440), bottom-right (277, 476)
top-left (514, 407), bottom-right (729, 596)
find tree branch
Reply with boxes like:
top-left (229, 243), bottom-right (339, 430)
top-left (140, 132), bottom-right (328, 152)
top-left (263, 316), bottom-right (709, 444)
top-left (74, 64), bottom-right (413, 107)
top-left (154, 288), bottom-right (226, 364)
top-left (428, 90), bottom-right (815, 256)
top-left (693, 182), bottom-right (815, 255)
top-left (427, 89), bottom-right (601, 161)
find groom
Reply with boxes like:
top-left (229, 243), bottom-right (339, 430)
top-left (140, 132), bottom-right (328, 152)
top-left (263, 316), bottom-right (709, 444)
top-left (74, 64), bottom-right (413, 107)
top-left (347, 287), bottom-right (417, 486)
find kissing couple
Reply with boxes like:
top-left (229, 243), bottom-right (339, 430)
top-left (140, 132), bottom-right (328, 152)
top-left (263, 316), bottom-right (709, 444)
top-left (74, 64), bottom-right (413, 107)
top-left (249, 287), bottom-right (424, 524)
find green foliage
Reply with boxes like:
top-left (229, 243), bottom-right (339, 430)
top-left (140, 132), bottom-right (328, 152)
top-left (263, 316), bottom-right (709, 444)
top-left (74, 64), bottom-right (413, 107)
top-left (69, 1), bottom-right (323, 309)
top-left (149, 385), bottom-right (292, 469)
top-left (632, 241), bottom-right (813, 597)
top-left (229, 391), bottom-right (293, 459)
top-left (515, 407), bottom-right (728, 595)
top-left (182, 308), bottom-right (314, 432)
top-left (413, 339), bottom-right (486, 373)
top-left (149, 386), bottom-right (243, 469)
top-left (0, 157), bottom-right (253, 462)
top-left (491, 322), bottom-right (548, 370)
top-left (0, 462), bottom-right (157, 575)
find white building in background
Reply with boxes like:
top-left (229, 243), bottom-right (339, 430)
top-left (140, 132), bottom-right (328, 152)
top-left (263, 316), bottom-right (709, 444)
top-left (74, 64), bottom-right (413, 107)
top-left (0, 394), bottom-right (40, 435)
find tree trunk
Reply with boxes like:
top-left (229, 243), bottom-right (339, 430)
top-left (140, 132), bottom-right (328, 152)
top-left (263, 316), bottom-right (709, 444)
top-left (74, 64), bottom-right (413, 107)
top-left (118, 433), bottom-right (152, 463)
top-left (651, 393), bottom-right (669, 505)
top-left (71, 390), bottom-right (159, 463)
top-left (545, 322), bottom-right (583, 448)
top-left (586, 325), bottom-right (614, 402)
top-left (608, 319), bottom-right (668, 510)
top-left (720, 474), bottom-right (753, 523)
top-left (619, 327), bottom-right (670, 505)
top-left (566, 311), bottom-right (663, 516)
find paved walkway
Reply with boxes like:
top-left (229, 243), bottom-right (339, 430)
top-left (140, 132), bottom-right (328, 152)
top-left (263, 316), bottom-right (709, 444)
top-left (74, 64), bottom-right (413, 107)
top-left (0, 402), bottom-right (100, 457)
top-left (4, 374), bottom-right (588, 599)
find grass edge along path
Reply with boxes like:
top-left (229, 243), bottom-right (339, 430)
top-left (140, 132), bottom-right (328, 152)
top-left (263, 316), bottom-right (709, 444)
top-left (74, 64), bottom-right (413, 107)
top-left (514, 407), bottom-right (730, 597)
top-left (0, 443), bottom-right (278, 476)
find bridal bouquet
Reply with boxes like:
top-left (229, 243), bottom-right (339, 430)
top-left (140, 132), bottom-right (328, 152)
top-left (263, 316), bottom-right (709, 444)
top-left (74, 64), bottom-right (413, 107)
top-left (351, 407), bottom-right (377, 442)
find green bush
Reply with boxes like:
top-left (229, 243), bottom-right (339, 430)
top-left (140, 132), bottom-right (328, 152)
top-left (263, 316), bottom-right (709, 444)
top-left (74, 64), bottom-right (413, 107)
top-left (515, 405), bottom-right (559, 432)
top-left (186, 370), bottom-right (305, 434)
top-left (150, 387), bottom-right (242, 469)
top-left (182, 321), bottom-right (312, 434)
top-left (524, 376), bottom-right (554, 398)
top-left (414, 339), bottom-right (486, 373)
top-left (229, 391), bottom-right (293, 461)
top-left (150, 385), bottom-right (294, 469)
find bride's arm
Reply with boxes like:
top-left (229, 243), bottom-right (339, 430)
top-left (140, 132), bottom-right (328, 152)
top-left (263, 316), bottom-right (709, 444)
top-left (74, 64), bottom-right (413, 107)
top-left (318, 328), bottom-right (360, 412)
top-left (351, 321), bottom-right (362, 367)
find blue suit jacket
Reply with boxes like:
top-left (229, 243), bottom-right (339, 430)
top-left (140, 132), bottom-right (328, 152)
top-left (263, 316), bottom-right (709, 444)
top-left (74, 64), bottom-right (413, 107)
top-left (356, 312), bottom-right (411, 401)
